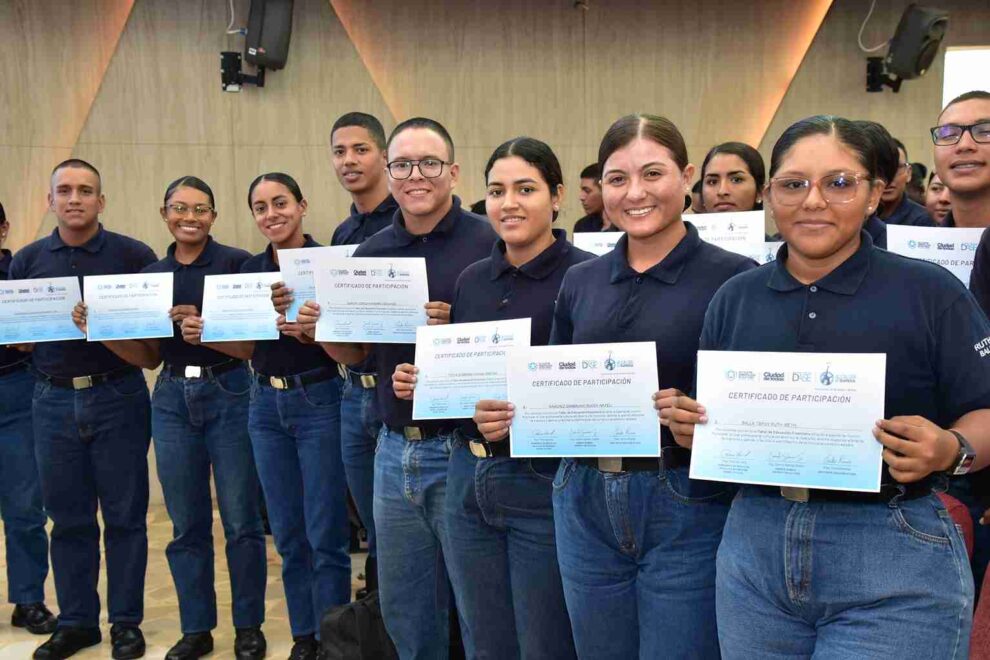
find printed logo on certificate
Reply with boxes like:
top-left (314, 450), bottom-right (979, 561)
top-left (690, 351), bottom-right (887, 492)
top-left (279, 245), bottom-right (355, 322)
top-left (886, 225), bottom-right (984, 284)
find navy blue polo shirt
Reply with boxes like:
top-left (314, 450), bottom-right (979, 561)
top-left (141, 237), bottom-right (251, 368)
top-left (0, 249), bottom-right (28, 369)
top-left (972, 227), bottom-right (990, 319)
top-left (700, 231), bottom-right (990, 472)
top-left (8, 225), bottom-right (156, 377)
top-left (331, 195), bottom-right (399, 247)
top-left (353, 196), bottom-right (498, 430)
top-left (883, 195), bottom-right (935, 227)
top-left (550, 222), bottom-right (756, 449)
top-left (864, 214), bottom-right (888, 249)
top-left (241, 235), bottom-right (336, 377)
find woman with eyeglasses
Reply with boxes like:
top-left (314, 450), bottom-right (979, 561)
top-left (660, 115), bottom-right (990, 658)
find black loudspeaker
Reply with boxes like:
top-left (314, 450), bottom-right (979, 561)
top-left (885, 3), bottom-right (948, 80)
top-left (245, 0), bottom-right (294, 71)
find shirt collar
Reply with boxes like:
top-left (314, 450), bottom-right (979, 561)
top-left (489, 229), bottom-right (571, 281)
top-left (349, 194), bottom-right (399, 221)
top-left (165, 235), bottom-right (217, 268)
top-left (767, 230), bottom-right (874, 295)
top-left (265, 234), bottom-right (318, 267)
top-left (864, 214), bottom-right (886, 242)
top-left (608, 221), bottom-right (701, 285)
top-left (390, 196), bottom-right (462, 246)
top-left (47, 224), bottom-right (107, 253)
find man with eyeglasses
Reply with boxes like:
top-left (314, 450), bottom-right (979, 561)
top-left (877, 137), bottom-right (935, 227)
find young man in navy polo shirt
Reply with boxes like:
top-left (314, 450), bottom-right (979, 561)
top-left (327, 112), bottom-right (398, 596)
top-left (10, 160), bottom-right (157, 660)
top-left (877, 138), bottom-right (935, 226)
top-left (296, 118), bottom-right (497, 658)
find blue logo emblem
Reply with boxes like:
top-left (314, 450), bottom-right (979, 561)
top-left (387, 264), bottom-right (396, 279)
top-left (726, 369), bottom-right (737, 381)
top-left (908, 240), bottom-right (917, 249)
top-left (527, 362), bottom-right (537, 371)
top-left (491, 328), bottom-right (501, 344)
top-left (604, 351), bottom-right (616, 371)
top-left (819, 364), bottom-right (834, 386)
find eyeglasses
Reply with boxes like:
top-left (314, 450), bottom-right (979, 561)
top-left (767, 173), bottom-right (872, 207)
top-left (930, 122), bottom-right (990, 146)
top-left (386, 159), bottom-right (449, 180)
top-left (166, 203), bottom-right (214, 218)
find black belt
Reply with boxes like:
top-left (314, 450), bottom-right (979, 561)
top-left (757, 483), bottom-right (932, 504)
top-left (388, 424), bottom-right (455, 442)
top-left (41, 367), bottom-right (139, 391)
top-left (0, 359), bottom-right (29, 378)
top-left (162, 359), bottom-right (243, 380)
top-left (577, 446), bottom-right (691, 473)
top-left (255, 368), bottom-right (337, 390)
top-left (337, 363), bottom-right (377, 389)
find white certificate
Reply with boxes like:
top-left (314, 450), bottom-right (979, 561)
top-left (0, 277), bottom-right (85, 344)
top-left (279, 245), bottom-right (355, 322)
top-left (83, 272), bottom-right (173, 341)
top-left (201, 272), bottom-right (282, 342)
top-left (886, 225), bottom-right (985, 284)
top-left (506, 342), bottom-right (660, 458)
top-left (690, 351), bottom-right (887, 492)
top-left (692, 210), bottom-right (766, 261)
top-left (572, 232), bottom-right (620, 256)
top-left (412, 318), bottom-right (532, 420)
top-left (313, 257), bottom-right (429, 344)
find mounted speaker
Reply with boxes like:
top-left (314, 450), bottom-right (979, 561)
top-left (245, 0), bottom-right (294, 71)
top-left (885, 3), bottom-right (948, 80)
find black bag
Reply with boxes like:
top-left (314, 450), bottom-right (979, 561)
top-left (320, 591), bottom-right (398, 660)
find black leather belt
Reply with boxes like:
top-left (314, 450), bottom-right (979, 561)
top-left (388, 424), bottom-right (455, 442)
top-left (162, 359), bottom-right (243, 380)
top-left (337, 363), bottom-right (377, 389)
top-left (577, 447), bottom-right (691, 473)
top-left (0, 359), bottom-right (30, 378)
top-left (760, 483), bottom-right (932, 504)
top-left (41, 367), bottom-right (138, 391)
top-left (255, 368), bottom-right (337, 390)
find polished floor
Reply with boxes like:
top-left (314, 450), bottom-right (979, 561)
top-left (0, 504), bottom-right (368, 659)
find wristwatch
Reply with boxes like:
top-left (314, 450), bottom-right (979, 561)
top-left (948, 430), bottom-right (976, 476)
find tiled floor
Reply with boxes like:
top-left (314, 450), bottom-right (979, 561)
top-left (0, 504), bottom-right (367, 659)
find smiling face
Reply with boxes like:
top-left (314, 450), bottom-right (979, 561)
top-left (250, 180), bottom-right (306, 245)
top-left (601, 137), bottom-right (693, 240)
top-left (578, 177), bottom-right (603, 215)
top-left (386, 127), bottom-right (458, 223)
top-left (702, 153), bottom-right (761, 212)
top-left (934, 98), bottom-right (990, 196)
top-left (924, 174), bottom-right (952, 223)
top-left (161, 186), bottom-right (215, 246)
top-left (331, 125), bottom-right (387, 194)
top-left (485, 155), bottom-right (559, 249)
top-left (48, 166), bottom-right (104, 231)
top-left (769, 133), bottom-right (882, 262)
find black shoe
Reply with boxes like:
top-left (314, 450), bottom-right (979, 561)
top-left (110, 624), bottom-right (145, 660)
top-left (165, 632), bottom-right (214, 660)
top-left (33, 627), bottom-right (102, 659)
top-left (12, 603), bottom-right (57, 634)
top-left (234, 626), bottom-right (266, 659)
top-left (288, 635), bottom-right (319, 660)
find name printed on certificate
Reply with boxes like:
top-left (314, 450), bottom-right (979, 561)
top-left (412, 318), bottom-right (532, 421)
top-left (690, 351), bottom-right (887, 493)
top-left (201, 272), bottom-right (282, 342)
top-left (279, 245), bottom-right (355, 322)
top-left (886, 225), bottom-right (985, 284)
top-left (313, 257), bottom-right (429, 344)
top-left (83, 272), bottom-right (174, 342)
top-left (0, 277), bottom-right (85, 344)
top-left (506, 342), bottom-right (660, 458)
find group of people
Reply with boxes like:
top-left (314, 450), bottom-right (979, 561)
top-left (0, 89), bottom-right (988, 660)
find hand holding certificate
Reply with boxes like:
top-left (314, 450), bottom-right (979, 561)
top-left (689, 351), bottom-right (886, 492)
top-left (83, 273), bottom-right (173, 341)
top-left (278, 245), bottom-right (355, 322)
top-left (201, 272), bottom-right (282, 342)
top-left (0, 277), bottom-right (85, 344)
top-left (506, 342), bottom-right (660, 458)
top-left (412, 318), bottom-right (531, 420)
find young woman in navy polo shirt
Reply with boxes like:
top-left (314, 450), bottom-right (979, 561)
top-left (661, 115), bottom-right (990, 658)
top-left (700, 142), bottom-right (765, 214)
top-left (393, 137), bottom-right (592, 658)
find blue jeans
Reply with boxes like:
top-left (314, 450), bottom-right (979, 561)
top-left (445, 438), bottom-right (575, 659)
top-left (716, 486), bottom-right (974, 659)
top-left (248, 372), bottom-right (350, 638)
top-left (340, 375), bottom-right (380, 559)
top-left (552, 459), bottom-right (730, 660)
top-left (32, 369), bottom-right (151, 629)
top-left (374, 427), bottom-right (455, 660)
top-left (152, 365), bottom-right (266, 633)
top-left (0, 367), bottom-right (48, 604)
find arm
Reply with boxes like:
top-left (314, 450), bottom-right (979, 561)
top-left (72, 301), bottom-right (161, 369)
top-left (179, 315), bottom-right (254, 361)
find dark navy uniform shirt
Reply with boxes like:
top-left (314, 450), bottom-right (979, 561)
top-left (451, 229), bottom-right (594, 438)
top-left (141, 237), bottom-right (251, 368)
top-left (864, 214), bottom-right (888, 249)
top-left (9, 225), bottom-right (157, 377)
top-left (972, 226), bottom-right (990, 319)
top-left (330, 195), bottom-right (399, 247)
top-left (884, 195), bottom-right (936, 227)
top-left (241, 235), bottom-right (336, 377)
top-left (700, 231), bottom-right (990, 484)
top-left (353, 196), bottom-right (498, 431)
top-left (573, 213), bottom-right (619, 233)
top-left (550, 222), bottom-right (756, 449)
top-left (0, 250), bottom-right (28, 369)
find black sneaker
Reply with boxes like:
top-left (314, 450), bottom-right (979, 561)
top-left (288, 635), bottom-right (319, 660)
top-left (12, 603), bottom-right (57, 634)
top-left (234, 626), bottom-right (267, 659)
top-left (165, 632), bottom-right (214, 660)
top-left (33, 627), bottom-right (102, 659)
top-left (110, 624), bottom-right (145, 660)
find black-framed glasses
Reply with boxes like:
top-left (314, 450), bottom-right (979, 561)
top-left (386, 159), bottom-right (449, 180)
top-left (166, 203), bottom-right (214, 218)
top-left (930, 122), bottom-right (990, 146)
top-left (767, 173), bottom-right (872, 207)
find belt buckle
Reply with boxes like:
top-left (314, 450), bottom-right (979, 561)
top-left (597, 457), bottom-right (623, 473)
top-left (71, 375), bottom-right (94, 390)
top-left (469, 441), bottom-right (491, 459)
top-left (403, 426), bottom-right (423, 441)
top-left (780, 486), bottom-right (810, 503)
top-left (360, 374), bottom-right (377, 388)
top-left (270, 376), bottom-right (289, 390)
top-left (337, 363), bottom-right (348, 379)
top-left (184, 366), bottom-right (203, 378)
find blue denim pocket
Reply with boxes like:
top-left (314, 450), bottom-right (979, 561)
top-left (528, 458), bottom-right (559, 482)
top-left (300, 377), bottom-right (340, 408)
top-left (552, 458), bottom-right (577, 490)
top-left (662, 465), bottom-right (734, 504)
top-left (889, 496), bottom-right (953, 546)
top-left (214, 366), bottom-right (251, 396)
top-left (107, 372), bottom-right (148, 397)
top-left (32, 379), bottom-right (52, 401)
